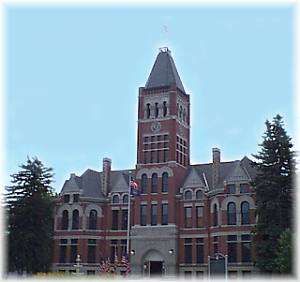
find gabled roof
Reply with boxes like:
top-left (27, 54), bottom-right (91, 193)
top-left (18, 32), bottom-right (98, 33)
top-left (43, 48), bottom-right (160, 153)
top-left (110, 171), bottom-right (130, 193)
top-left (182, 167), bottom-right (206, 188)
top-left (224, 160), bottom-right (251, 183)
top-left (145, 48), bottom-right (185, 93)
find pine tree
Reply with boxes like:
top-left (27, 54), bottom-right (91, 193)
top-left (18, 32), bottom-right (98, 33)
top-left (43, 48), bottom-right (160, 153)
top-left (274, 229), bottom-right (292, 274)
top-left (252, 114), bottom-right (295, 274)
top-left (5, 157), bottom-right (55, 274)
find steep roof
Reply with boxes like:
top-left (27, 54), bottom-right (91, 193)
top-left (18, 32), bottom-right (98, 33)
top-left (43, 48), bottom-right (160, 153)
top-left (145, 48), bottom-right (185, 93)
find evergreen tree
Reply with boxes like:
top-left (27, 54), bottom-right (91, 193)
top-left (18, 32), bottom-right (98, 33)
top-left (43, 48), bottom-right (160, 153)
top-left (274, 229), bottom-right (293, 274)
top-left (5, 157), bottom-right (55, 274)
top-left (252, 114), bottom-right (295, 273)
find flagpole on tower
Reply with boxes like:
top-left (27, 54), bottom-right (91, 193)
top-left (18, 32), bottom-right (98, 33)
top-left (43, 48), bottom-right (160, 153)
top-left (126, 171), bottom-right (131, 255)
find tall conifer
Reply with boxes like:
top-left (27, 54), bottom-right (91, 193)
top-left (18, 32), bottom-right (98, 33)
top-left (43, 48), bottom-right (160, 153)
top-left (252, 114), bottom-right (295, 273)
top-left (5, 157), bottom-right (55, 274)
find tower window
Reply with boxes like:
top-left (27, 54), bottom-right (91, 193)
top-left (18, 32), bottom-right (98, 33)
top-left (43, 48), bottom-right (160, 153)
top-left (163, 150), bottom-right (168, 162)
top-left (112, 210), bottom-right (119, 230)
top-left (183, 108), bottom-right (186, 122)
top-left (141, 174), bottom-right (148, 194)
top-left (163, 101), bottom-right (167, 117)
top-left (140, 204), bottom-right (147, 226)
top-left (155, 103), bottom-right (159, 118)
top-left (184, 238), bottom-right (192, 263)
top-left (161, 203), bottom-right (168, 225)
top-left (151, 204), bottom-right (157, 226)
top-left (151, 173), bottom-right (158, 193)
top-left (146, 103), bottom-right (151, 118)
top-left (184, 190), bottom-right (192, 200)
top-left (185, 207), bottom-right (192, 228)
top-left (162, 172), bottom-right (168, 192)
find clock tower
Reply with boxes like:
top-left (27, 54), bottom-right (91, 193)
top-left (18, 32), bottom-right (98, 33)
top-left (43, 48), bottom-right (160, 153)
top-left (136, 47), bottom-right (190, 172)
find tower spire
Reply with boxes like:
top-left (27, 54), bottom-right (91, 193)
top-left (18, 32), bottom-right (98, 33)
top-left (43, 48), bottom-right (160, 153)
top-left (145, 48), bottom-right (185, 93)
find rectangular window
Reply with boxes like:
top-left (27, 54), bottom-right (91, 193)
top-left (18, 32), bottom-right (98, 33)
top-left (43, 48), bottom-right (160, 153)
top-left (59, 239), bottom-right (67, 263)
top-left (112, 210), bottom-right (118, 230)
top-left (185, 207), bottom-right (192, 228)
top-left (121, 210), bottom-right (128, 230)
top-left (227, 184), bottom-right (236, 194)
top-left (240, 183), bottom-right (250, 193)
top-left (164, 134), bottom-right (169, 141)
top-left (227, 235), bottom-right (237, 263)
top-left (87, 239), bottom-right (96, 263)
top-left (213, 236), bottom-right (218, 255)
top-left (184, 238), bottom-right (192, 264)
top-left (87, 270), bottom-right (95, 275)
top-left (120, 239), bottom-right (127, 256)
top-left (151, 136), bottom-right (155, 142)
top-left (161, 203), bottom-right (168, 225)
top-left (163, 150), bottom-right (168, 162)
top-left (70, 239), bottom-right (78, 263)
top-left (184, 271), bottom-right (192, 277)
top-left (144, 136), bottom-right (149, 143)
top-left (157, 150), bottom-right (160, 163)
top-left (140, 205), bottom-right (147, 226)
top-left (110, 240), bottom-right (118, 263)
top-left (73, 194), bottom-right (79, 202)
top-left (151, 204), bottom-right (157, 226)
top-left (150, 151), bottom-right (154, 163)
top-left (63, 194), bottom-right (70, 203)
top-left (241, 234), bottom-right (252, 263)
top-left (144, 151), bottom-right (148, 164)
top-left (196, 206), bottom-right (203, 228)
top-left (196, 238), bottom-right (204, 264)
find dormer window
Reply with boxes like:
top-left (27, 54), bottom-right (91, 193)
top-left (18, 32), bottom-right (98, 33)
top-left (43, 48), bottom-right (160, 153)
top-left (63, 194), bottom-right (70, 203)
top-left (184, 190), bottom-right (192, 200)
top-left (112, 195), bottom-right (119, 204)
top-left (73, 194), bottom-right (79, 202)
top-left (227, 184), bottom-right (236, 194)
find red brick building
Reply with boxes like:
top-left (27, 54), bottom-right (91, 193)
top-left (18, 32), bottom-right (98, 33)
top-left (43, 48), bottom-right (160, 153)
top-left (52, 47), bottom-right (257, 278)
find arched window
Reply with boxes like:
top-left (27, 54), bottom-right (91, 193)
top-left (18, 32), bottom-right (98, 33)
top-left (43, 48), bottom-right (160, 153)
top-left (162, 172), bottom-right (168, 193)
top-left (62, 210), bottom-right (69, 230)
top-left (123, 194), bottom-right (129, 204)
top-left (196, 190), bottom-right (203, 200)
top-left (241, 201), bottom-right (250, 225)
top-left (89, 210), bottom-right (97, 230)
top-left (72, 209), bottom-right (79, 230)
top-left (184, 190), bottom-right (192, 200)
top-left (213, 204), bottom-right (218, 226)
top-left (227, 202), bottom-right (236, 225)
top-left (141, 174), bottom-right (147, 194)
top-left (155, 103), bottom-right (159, 118)
top-left (112, 195), bottom-right (119, 204)
top-left (179, 106), bottom-right (183, 120)
top-left (163, 101), bottom-right (167, 117)
top-left (146, 103), bottom-right (151, 118)
top-left (183, 108), bottom-right (186, 122)
top-left (151, 173), bottom-right (158, 193)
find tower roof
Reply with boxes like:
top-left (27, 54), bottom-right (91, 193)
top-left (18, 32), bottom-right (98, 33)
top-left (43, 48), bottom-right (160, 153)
top-left (145, 47), bottom-right (185, 93)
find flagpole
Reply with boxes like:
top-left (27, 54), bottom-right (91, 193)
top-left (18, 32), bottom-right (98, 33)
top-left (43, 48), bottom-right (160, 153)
top-left (126, 171), bottom-right (131, 255)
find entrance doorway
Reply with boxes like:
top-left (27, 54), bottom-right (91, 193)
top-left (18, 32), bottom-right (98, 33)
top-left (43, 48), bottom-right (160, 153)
top-left (149, 261), bottom-right (163, 276)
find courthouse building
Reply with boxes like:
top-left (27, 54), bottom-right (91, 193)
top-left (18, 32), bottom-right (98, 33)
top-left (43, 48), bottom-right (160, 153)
top-left (52, 47), bottom-right (257, 278)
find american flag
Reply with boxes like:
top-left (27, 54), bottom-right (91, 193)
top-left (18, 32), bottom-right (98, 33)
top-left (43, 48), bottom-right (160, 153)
top-left (130, 179), bottom-right (140, 196)
top-left (99, 258), bottom-right (111, 275)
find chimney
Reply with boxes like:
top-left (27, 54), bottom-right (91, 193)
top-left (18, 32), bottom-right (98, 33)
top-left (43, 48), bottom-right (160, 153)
top-left (70, 173), bottom-right (76, 179)
top-left (212, 148), bottom-right (220, 189)
top-left (102, 157), bottom-right (111, 196)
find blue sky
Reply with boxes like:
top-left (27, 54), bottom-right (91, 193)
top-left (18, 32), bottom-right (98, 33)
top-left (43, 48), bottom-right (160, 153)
top-left (5, 5), bottom-right (294, 192)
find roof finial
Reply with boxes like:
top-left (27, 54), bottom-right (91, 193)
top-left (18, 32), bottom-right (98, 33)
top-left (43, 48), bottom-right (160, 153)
top-left (159, 46), bottom-right (170, 53)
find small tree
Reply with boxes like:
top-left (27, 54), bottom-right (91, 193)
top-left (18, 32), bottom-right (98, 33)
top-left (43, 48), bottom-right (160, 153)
top-left (252, 114), bottom-right (295, 273)
top-left (6, 157), bottom-right (55, 274)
